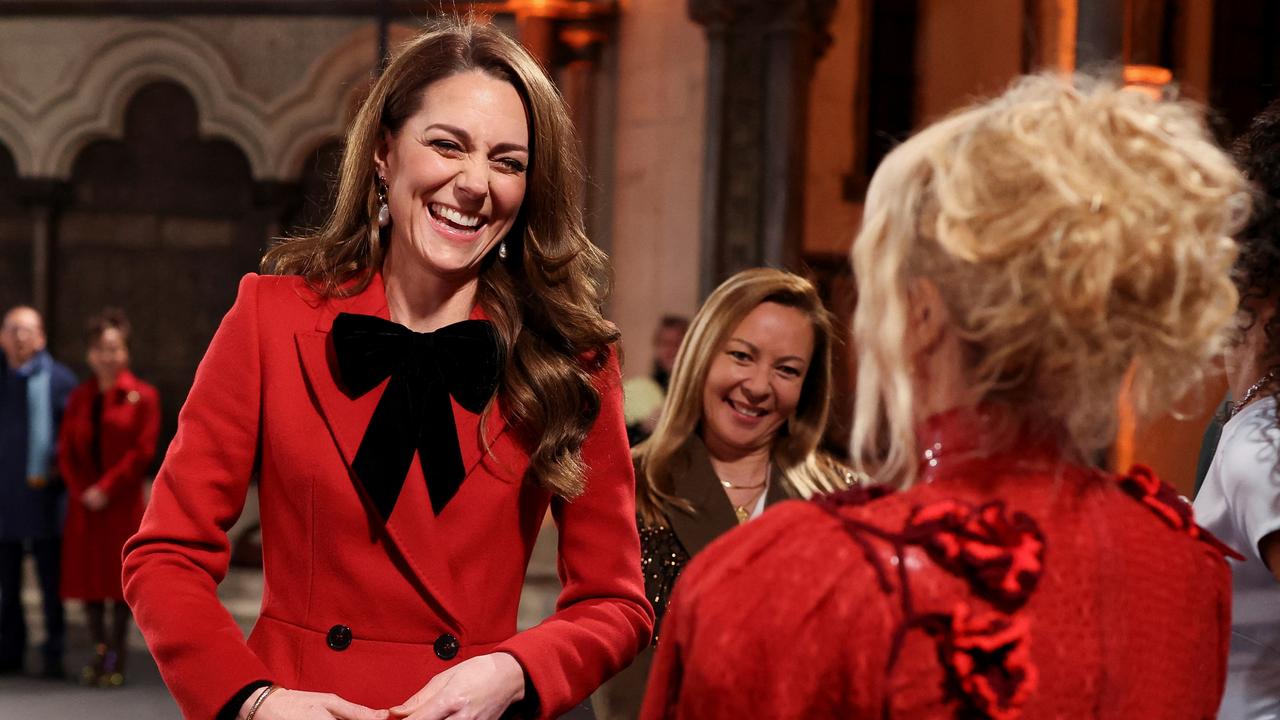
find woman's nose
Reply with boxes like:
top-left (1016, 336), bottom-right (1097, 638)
top-left (739, 368), bottom-right (771, 401)
top-left (455, 158), bottom-right (489, 199)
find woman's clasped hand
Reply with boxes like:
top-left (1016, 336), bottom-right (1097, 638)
top-left (245, 652), bottom-right (524, 720)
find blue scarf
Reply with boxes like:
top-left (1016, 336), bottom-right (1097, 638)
top-left (16, 351), bottom-right (53, 482)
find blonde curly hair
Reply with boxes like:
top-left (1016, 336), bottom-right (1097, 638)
top-left (851, 73), bottom-right (1249, 486)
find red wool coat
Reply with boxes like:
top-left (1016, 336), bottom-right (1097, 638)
top-left (642, 409), bottom-right (1235, 720)
top-left (123, 274), bottom-right (653, 719)
top-left (59, 370), bottom-right (160, 601)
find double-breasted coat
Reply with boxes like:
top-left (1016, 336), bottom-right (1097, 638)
top-left (122, 274), bottom-right (654, 719)
top-left (59, 370), bottom-right (160, 600)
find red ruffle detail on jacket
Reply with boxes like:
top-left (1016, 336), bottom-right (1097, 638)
top-left (1117, 465), bottom-right (1243, 561)
top-left (927, 603), bottom-right (1037, 720)
top-left (906, 500), bottom-right (1045, 611)
top-left (819, 495), bottom-right (1044, 719)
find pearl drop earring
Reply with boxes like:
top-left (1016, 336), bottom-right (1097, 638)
top-left (376, 175), bottom-right (390, 228)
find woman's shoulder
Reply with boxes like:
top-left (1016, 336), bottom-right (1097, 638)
top-left (679, 499), bottom-right (877, 599)
top-left (225, 273), bottom-right (341, 333)
top-left (667, 499), bottom-right (899, 654)
top-left (239, 272), bottom-right (324, 305)
top-left (1216, 398), bottom-right (1280, 478)
top-left (66, 379), bottom-right (98, 405)
top-left (579, 344), bottom-right (621, 386)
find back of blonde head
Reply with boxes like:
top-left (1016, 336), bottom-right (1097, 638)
top-left (852, 74), bottom-right (1248, 486)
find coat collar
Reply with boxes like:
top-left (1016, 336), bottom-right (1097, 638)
top-left (108, 369), bottom-right (141, 393)
top-left (312, 272), bottom-right (391, 332)
top-left (99, 370), bottom-right (143, 403)
top-left (294, 271), bottom-right (506, 630)
top-left (665, 435), bottom-right (787, 558)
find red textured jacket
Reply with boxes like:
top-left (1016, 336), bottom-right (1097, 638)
top-left (59, 370), bottom-right (160, 601)
top-left (642, 409), bottom-right (1234, 719)
top-left (123, 274), bottom-right (653, 719)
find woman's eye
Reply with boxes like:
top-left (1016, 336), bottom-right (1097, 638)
top-left (777, 366), bottom-right (802, 378)
top-left (430, 139), bottom-right (463, 154)
top-left (728, 350), bottom-right (751, 362)
top-left (495, 157), bottom-right (527, 174)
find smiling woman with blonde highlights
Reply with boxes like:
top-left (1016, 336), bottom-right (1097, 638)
top-left (125, 17), bottom-right (651, 720)
top-left (593, 268), bottom-right (854, 720)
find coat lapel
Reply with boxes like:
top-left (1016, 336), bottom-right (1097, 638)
top-left (453, 303), bottom-right (510, 479)
top-left (295, 277), bottom-right (390, 475)
top-left (763, 463), bottom-right (792, 506)
top-left (293, 274), bottom-right (470, 629)
top-left (666, 437), bottom-right (740, 558)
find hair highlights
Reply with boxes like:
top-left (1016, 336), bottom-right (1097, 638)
top-left (851, 74), bottom-right (1248, 486)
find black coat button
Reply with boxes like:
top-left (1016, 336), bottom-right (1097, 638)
top-left (326, 624), bottom-right (352, 651)
top-left (433, 633), bottom-right (459, 660)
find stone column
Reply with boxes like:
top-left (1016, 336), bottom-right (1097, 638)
top-left (16, 179), bottom-right (69, 332)
top-left (689, 0), bottom-right (837, 296)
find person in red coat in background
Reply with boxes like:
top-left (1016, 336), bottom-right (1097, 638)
top-left (123, 17), bottom-right (651, 720)
top-left (59, 308), bottom-right (159, 687)
top-left (641, 75), bottom-right (1247, 719)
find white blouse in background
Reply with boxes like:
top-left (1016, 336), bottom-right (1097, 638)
top-left (1194, 395), bottom-right (1280, 720)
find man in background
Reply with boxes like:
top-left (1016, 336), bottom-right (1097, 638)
top-left (0, 306), bottom-right (76, 677)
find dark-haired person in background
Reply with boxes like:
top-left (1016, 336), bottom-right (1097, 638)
top-left (58, 309), bottom-right (159, 688)
top-left (0, 305), bottom-right (76, 678)
top-left (1193, 97), bottom-right (1280, 719)
top-left (623, 315), bottom-right (689, 446)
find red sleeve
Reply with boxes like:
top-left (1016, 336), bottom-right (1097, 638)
top-left (58, 386), bottom-right (95, 496)
top-left (96, 385), bottom-right (160, 499)
top-left (122, 274), bottom-right (273, 720)
top-left (495, 352), bottom-right (656, 718)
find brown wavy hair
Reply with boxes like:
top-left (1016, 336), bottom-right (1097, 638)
top-left (261, 17), bottom-right (617, 498)
top-left (851, 74), bottom-right (1248, 486)
top-left (635, 268), bottom-right (850, 526)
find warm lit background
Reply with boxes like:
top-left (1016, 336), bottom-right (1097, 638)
top-left (1, 0), bottom-right (1273, 494)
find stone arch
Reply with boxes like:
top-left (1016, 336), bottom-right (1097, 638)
top-left (4, 19), bottom-right (427, 182)
top-left (34, 22), bottom-right (270, 180)
top-left (0, 107), bottom-right (34, 180)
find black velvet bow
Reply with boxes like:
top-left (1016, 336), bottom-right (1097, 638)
top-left (331, 312), bottom-right (502, 520)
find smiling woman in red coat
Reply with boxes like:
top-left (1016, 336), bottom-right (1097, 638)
top-left (642, 75), bottom-right (1247, 719)
top-left (59, 308), bottom-right (159, 688)
top-left (122, 17), bottom-right (651, 720)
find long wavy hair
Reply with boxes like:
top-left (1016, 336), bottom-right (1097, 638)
top-left (635, 268), bottom-right (845, 526)
top-left (851, 73), bottom-right (1248, 487)
top-left (1229, 98), bottom-right (1280, 437)
top-left (262, 18), bottom-right (617, 498)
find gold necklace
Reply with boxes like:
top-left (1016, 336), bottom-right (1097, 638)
top-left (1231, 369), bottom-right (1279, 417)
top-left (725, 465), bottom-right (771, 524)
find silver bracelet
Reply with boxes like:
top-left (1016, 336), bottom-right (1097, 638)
top-left (245, 684), bottom-right (278, 720)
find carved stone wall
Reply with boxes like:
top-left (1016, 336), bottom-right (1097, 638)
top-left (0, 17), bottom-right (402, 183)
top-left (0, 16), bottom-right (399, 465)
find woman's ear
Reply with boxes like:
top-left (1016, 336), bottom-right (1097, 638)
top-left (905, 277), bottom-right (950, 360)
top-left (373, 129), bottom-right (392, 180)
